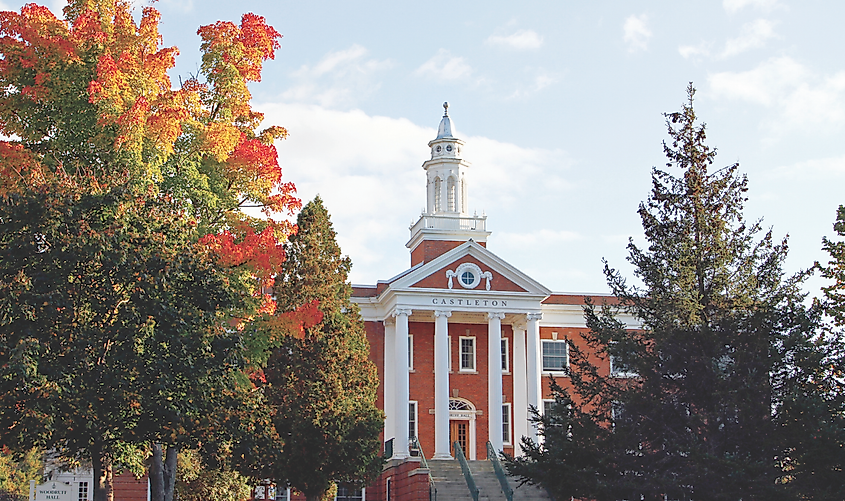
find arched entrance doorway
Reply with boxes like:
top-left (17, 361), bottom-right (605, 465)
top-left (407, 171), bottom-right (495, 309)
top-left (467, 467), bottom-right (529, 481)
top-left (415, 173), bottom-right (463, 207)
top-left (449, 398), bottom-right (477, 460)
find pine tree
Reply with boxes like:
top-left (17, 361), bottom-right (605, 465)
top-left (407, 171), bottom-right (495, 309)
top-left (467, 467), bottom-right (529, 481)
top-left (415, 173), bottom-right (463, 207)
top-left (261, 197), bottom-right (383, 501)
top-left (772, 206), bottom-right (845, 499)
top-left (508, 85), bottom-right (820, 501)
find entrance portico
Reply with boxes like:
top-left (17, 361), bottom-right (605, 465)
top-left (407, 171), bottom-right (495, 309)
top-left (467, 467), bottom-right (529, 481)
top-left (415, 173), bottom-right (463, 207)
top-left (350, 105), bottom-right (551, 462)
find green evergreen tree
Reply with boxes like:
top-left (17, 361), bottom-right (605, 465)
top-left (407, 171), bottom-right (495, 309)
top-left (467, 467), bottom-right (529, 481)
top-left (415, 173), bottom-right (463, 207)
top-left (261, 197), bottom-right (383, 501)
top-left (508, 85), bottom-right (823, 501)
top-left (772, 206), bottom-right (845, 499)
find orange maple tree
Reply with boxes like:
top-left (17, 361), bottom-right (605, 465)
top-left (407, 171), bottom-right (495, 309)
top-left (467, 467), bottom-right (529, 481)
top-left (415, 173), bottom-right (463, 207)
top-left (0, 2), bottom-right (319, 501)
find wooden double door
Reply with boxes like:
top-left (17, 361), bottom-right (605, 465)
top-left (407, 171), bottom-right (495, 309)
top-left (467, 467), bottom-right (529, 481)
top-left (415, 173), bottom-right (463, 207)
top-left (450, 420), bottom-right (469, 457)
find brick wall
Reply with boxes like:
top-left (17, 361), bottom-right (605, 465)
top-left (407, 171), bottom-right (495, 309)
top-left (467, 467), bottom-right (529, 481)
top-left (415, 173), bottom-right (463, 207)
top-left (113, 473), bottom-right (147, 501)
top-left (410, 240), bottom-right (486, 267)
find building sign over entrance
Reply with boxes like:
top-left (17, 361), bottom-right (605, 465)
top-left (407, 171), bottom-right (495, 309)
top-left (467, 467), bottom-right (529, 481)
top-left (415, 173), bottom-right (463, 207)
top-left (30, 481), bottom-right (74, 501)
top-left (430, 298), bottom-right (508, 307)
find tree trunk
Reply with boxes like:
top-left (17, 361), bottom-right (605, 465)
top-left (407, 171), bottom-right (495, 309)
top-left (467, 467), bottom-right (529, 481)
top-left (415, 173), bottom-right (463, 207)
top-left (163, 445), bottom-right (178, 501)
top-left (149, 444), bottom-right (164, 501)
top-left (90, 440), bottom-right (114, 501)
top-left (149, 443), bottom-right (179, 501)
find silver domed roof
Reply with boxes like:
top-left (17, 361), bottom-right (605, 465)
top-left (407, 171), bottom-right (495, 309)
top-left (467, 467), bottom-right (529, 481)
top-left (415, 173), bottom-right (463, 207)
top-left (436, 102), bottom-right (455, 139)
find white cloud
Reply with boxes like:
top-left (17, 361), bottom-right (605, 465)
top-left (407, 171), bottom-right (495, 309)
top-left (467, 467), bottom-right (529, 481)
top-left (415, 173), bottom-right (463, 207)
top-left (281, 45), bottom-right (392, 108)
top-left (678, 42), bottom-right (712, 59)
top-left (496, 229), bottom-right (581, 246)
top-left (486, 29), bottom-right (544, 50)
top-left (507, 71), bottom-right (559, 99)
top-left (414, 49), bottom-right (474, 82)
top-left (623, 14), bottom-right (652, 53)
top-left (709, 56), bottom-right (845, 131)
top-left (255, 103), bottom-right (572, 286)
top-left (680, 19), bottom-right (777, 60)
top-left (772, 154), bottom-right (845, 179)
top-left (720, 19), bottom-right (777, 57)
top-left (723, 0), bottom-right (781, 14)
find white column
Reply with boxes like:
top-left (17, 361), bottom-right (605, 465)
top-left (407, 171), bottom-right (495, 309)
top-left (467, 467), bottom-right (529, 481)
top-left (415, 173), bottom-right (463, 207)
top-left (383, 317), bottom-right (396, 443)
top-left (488, 312), bottom-right (506, 453)
top-left (525, 312), bottom-right (542, 443)
top-left (433, 310), bottom-right (452, 459)
top-left (393, 308), bottom-right (412, 459)
top-left (440, 176), bottom-right (448, 213)
top-left (512, 321), bottom-right (528, 456)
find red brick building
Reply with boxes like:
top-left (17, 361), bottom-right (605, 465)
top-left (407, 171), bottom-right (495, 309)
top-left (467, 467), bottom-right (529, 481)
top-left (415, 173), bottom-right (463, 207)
top-left (347, 104), bottom-right (637, 500)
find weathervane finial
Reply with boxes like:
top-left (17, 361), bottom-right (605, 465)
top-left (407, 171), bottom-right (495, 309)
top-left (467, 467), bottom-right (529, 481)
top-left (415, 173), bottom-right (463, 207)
top-left (443, 102), bottom-right (449, 117)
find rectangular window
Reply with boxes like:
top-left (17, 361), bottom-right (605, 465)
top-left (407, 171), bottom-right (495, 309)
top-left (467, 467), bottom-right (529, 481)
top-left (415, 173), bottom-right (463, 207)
top-left (335, 486), bottom-right (364, 501)
top-left (460, 337), bottom-right (476, 371)
top-left (409, 401), bottom-right (418, 441)
top-left (542, 399), bottom-right (556, 417)
top-left (542, 340), bottom-right (568, 372)
top-left (408, 335), bottom-right (413, 371)
top-left (502, 403), bottom-right (511, 445)
top-left (385, 478), bottom-right (392, 501)
top-left (501, 338), bottom-right (509, 372)
top-left (609, 350), bottom-right (637, 377)
top-left (275, 486), bottom-right (289, 501)
top-left (78, 482), bottom-right (89, 501)
top-left (447, 335), bottom-right (452, 371)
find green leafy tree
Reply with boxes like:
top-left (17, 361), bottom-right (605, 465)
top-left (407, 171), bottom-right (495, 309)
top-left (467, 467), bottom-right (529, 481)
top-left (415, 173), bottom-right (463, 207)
top-left (0, 177), bottom-right (245, 501)
top-left (508, 85), bottom-right (824, 501)
top-left (0, 448), bottom-right (43, 501)
top-left (173, 449), bottom-right (250, 501)
top-left (258, 197), bottom-right (384, 501)
top-left (0, 3), bottom-right (303, 501)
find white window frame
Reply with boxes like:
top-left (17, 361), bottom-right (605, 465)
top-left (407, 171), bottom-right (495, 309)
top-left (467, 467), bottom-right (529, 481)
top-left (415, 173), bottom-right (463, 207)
top-left (447, 335), bottom-right (452, 372)
top-left (409, 401), bottom-right (418, 441)
top-left (385, 477), bottom-right (392, 501)
top-left (275, 486), bottom-right (290, 501)
top-left (408, 335), bottom-right (414, 371)
top-left (502, 403), bottom-right (512, 445)
top-left (78, 482), bottom-right (89, 501)
top-left (609, 354), bottom-right (637, 378)
top-left (542, 399), bottom-right (556, 417)
top-left (459, 336), bottom-right (476, 372)
top-left (501, 337), bottom-right (509, 373)
top-left (541, 340), bottom-right (569, 373)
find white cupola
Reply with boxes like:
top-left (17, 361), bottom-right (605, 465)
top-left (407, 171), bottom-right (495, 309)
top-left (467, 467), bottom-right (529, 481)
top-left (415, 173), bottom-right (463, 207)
top-left (406, 103), bottom-right (490, 265)
top-left (425, 102), bottom-right (468, 215)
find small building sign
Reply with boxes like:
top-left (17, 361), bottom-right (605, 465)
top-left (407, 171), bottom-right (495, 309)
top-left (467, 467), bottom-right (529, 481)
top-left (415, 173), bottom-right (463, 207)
top-left (30, 481), bottom-right (75, 501)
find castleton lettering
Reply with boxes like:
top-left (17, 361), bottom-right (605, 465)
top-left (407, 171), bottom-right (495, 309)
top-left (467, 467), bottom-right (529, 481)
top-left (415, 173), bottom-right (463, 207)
top-left (429, 298), bottom-right (507, 307)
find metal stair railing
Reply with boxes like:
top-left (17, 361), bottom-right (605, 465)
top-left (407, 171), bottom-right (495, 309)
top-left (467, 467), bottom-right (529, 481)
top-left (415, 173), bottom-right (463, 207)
top-left (486, 441), bottom-right (513, 501)
top-left (453, 441), bottom-right (479, 501)
top-left (411, 437), bottom-right (437, 501)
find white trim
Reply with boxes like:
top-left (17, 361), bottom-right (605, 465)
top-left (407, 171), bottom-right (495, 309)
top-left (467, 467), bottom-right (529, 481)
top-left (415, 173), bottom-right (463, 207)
top-left (501, 337), bottom-right (510, 373)
top-left (449, 397), bottom-right (478, 460)
top-left (459, 336), bottom-right (476, 372)
top-left (409, 400), bottom-right (419, 441)
top-left (542, 399), bottom-right (556, 416)
top-left (394, 240), bottom-right (552, 296)
top-left (541, 339), bottom-right (569, 374)
top-left (502, 403), bottom-right (512, 445)
top-left (609, 354), bottom-right (638, 378)
top-left (447, 335), bottom-right (452, 372)
top-left (408, 335), bottom-right (414, 371)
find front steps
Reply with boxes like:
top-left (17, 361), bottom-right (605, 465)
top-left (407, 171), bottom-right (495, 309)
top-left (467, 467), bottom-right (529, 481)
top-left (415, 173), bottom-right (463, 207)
top-left (426, 460), bottom-right (551, 501)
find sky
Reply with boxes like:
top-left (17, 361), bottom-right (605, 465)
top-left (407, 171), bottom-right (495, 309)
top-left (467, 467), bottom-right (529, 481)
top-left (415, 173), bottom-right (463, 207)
top-left (3, 0), bottom-right (844, 297)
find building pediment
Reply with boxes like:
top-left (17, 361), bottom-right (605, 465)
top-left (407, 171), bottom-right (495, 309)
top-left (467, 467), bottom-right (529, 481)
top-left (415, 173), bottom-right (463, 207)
top-left (389, 240), bottom-right (551, 297)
